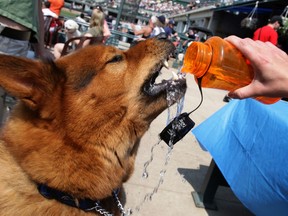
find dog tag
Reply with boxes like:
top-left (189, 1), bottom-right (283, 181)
top-left (159, 112), bottom-right (195, 146)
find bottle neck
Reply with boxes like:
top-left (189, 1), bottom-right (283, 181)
top-left (182, 42), bottom-right (212, 78)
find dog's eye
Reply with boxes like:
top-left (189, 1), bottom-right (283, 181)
top-left (107, 55), bottom-right (123, 64)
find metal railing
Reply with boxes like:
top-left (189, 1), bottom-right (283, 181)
top-left (105, 30), bottom-right (135, 50)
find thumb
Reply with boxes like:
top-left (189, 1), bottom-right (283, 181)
top-left (228, 84), bottom-right (256, 99)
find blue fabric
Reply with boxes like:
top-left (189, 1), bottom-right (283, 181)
top-left (192, 99), bottom-right (288, 216)
top-left (164, 26), bottom-right (172, 36)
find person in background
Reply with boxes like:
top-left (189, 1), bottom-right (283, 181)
top-left (253, 15), bottom-right (283, 46)
top-left (0, 0), bottom-right (51, 125)
top-left (48, 0), bottom-right (64, 17)
top-left (106, 15), bottom-right (114, 29)
top-left (53, 19), bottom-right (81, 59)
top-left (131, 15), bottom-right (156, 40)
top-left (82, 8), bottom-right (105, 46)
top-left (164, 19), bottom-right (178, 39)
top-left (226, 36), bottom-right (288, 100)
top-left (42, 1), bottom-right (58, 18)
top-left (164, 19), bottom-right (180, 47)
top-left (93, 5), bottom-right (110, 42)
top-left (187, 0), bottom-right (197, 10)
top-left (186, 27), bottom-right (196, 40)
top-left (75, 13), bottom-right (88, 32)
top-left (150, 15), bottom-right (166, 38)
top-left (53, 8), bottom-right (106, 59)
top-left (75, 13), bottom-right (87, 24)
top-left (182, 27), bottom-right (198, 48)
top-left (0, 1), bottom-right (48, 58)
top-left (43, 1), bottom-right (63, 48)
top-left (224, 15), bottom-right (283, 103)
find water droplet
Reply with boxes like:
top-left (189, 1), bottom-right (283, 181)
top-left (160, 170), bottom-right (166, 177)
top-left (144, 194), bottom-right (150, 202)
top-left (149, 194), bottom-right (153, 201)
top-left (142, 172), bottom-right (148, 179)
top-left (125, 208), bottom-right (133, 215)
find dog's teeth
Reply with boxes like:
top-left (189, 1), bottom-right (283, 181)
top-left (172, 71), bottom-right (179, 80)
top-left (163, 60), bottom-right (169, 69)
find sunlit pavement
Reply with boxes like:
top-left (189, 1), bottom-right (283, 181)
top-left (122, 60), bottom-right (254, 216)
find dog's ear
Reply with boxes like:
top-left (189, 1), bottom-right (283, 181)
top-left (0, 54), bottom-right (64, 110)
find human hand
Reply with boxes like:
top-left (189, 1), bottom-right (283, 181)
top-left (225, 36), bottom-right (288, 99)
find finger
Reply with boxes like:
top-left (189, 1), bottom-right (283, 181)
top-left (228, 84), bottom-right (258, 99)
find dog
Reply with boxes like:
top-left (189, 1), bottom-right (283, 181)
top-left (0, 34), bottom-right (186, 215)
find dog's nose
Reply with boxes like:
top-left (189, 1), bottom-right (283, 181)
top-left (156, 33), bottom-right (167, 40)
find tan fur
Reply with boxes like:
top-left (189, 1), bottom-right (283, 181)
top-left (0, 37), bottom-right (186, 215)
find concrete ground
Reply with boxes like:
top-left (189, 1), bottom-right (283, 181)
top-left (122, 61), bottom-right (254, 216)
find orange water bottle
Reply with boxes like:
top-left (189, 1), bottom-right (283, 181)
top-left (181, 36), bottom-right (280, 104)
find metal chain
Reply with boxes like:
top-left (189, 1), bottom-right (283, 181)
top-left (85, 190), bottom-right (130, 216)
top-left (86, 201), bottom-right (113, 216)
top-left (113, 190), bottom-right (132, 216)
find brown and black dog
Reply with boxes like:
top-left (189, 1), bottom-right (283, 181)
top-left (0, 35), bottom-right (186, 215)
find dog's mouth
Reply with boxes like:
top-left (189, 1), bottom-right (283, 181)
top-left (143, 60), bottom-right (187, 103)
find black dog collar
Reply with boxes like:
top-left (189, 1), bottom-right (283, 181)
top-left (38, 184), bottom-right (100, 211)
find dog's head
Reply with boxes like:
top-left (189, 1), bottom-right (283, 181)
top-left (0, 35), bottom-right (186, 199)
